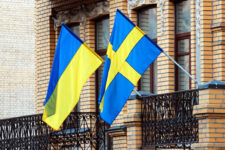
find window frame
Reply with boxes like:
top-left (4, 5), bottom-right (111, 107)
top-left (137, 5), bottom-right (157, 93)
top-left (175, 0), bottom-right (191, 91)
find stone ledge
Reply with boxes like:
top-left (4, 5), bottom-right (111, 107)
top-left (129, 91), bottom-right (153, 100)
top-left (198, 80), bottom-right (225, 90)
top-left (194, 104), bottom-right (225, 119)
top-left (192, 143), bottom-right (225, 149)
top-left (212, 22), bottom-right (225, 32)
top-left (107, 126), bottom-right (127, 137)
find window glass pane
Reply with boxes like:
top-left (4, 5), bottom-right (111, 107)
top-left (177, 55), bottom-right (189, 90)
top-left (176, 0), bottom-right (190, 34)
top-left (140, 61), bottom-right (157, 93)
top-left (96, 19), bottom-right (110, 50)
top-left (70, 24), bottom-right (80, 37)
top-left (141, 67), bottom-right (151, 92)
top-left (178, 39), bottom-right (189, 53)
top-left (138, 7), bottom-right (157, 39)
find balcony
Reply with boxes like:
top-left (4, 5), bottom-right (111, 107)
top-left (0, 112), bottom-right (105, 150)
top-left (141, 89), bottom-right (199, 149)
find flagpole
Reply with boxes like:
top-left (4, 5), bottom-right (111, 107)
top-left (162, 51), bottom-right (199, 86)
top-left (133, 89), bottom-right (141, 96)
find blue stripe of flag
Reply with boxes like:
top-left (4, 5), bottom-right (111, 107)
top-left (126, 35), bottom-right (162, 75)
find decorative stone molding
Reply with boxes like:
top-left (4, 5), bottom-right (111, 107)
top-left (127, 0), bottom-right (156, 15)
top-left (157, 0), bottom-right (165, 34)
top-left (52, 1), bottom-right (109, 41)
top-left (127, 0), bottom-right (165, 35)
top-left (195, 0), bottom-right (201, 83)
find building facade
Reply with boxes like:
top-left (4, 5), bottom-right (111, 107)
top-left (0, 0), bottom-right (35, 119)
top-left (35, 0), bottom-right (225, 149)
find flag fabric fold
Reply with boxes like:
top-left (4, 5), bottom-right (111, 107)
top-left (43, 24), bottom-right (103, 130)
top-left (98, 9), bottom-right (163, 124)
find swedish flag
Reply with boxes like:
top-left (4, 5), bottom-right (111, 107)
top-left (98, 9), bottom-right (162, 124)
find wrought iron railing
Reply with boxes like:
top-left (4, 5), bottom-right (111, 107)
top-left (141, 89), bottom-right (199, 149)
top-left (0, 112), bottom-right (105, 150)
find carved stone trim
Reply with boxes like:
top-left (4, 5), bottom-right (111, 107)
top-left (127, 0), bottom-right (156, 15)
top-left (52, 1), bottom-right (109, 37)
top-left (157, 0), bottom-right (165, 35)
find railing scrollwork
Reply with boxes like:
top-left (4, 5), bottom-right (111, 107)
top-left (141, 89), bottom-right (199, 149)
top-left (0, 112), bottom-right (105, 150)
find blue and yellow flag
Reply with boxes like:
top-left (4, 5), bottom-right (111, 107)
top-left (98, 9), bottom-right (162, 124)
top-left (43, 24), bottom-right (103, 130)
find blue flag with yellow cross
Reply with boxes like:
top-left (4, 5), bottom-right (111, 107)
top-left (98, 9), bottom-right (163, 124)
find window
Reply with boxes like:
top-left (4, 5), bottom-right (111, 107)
top-left (138, 5), bottom-right (157, 93)
top-left (175, 0), bottom-right (191, 91)
top-left (95, 17), bottom-right (110, 102)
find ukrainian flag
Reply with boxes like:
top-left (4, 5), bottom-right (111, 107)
top-left (98, 9), bottom-right (162, 124)
top-left (43, 24), bottom-right (103, 130)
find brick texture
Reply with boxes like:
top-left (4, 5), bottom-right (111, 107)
top-left (0, 0), bottom-right (35, 119)
top-left (193, 89), bottom-right (225, 149)
top-left (35, 0), bottom-right (52, 113)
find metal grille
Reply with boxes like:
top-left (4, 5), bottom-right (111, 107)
top-left (0, 114), bottom-right (51, 150)
top-left (141, 89), bottom-right (199, 149)
top-left (0, 112), bottom-right (105, 150)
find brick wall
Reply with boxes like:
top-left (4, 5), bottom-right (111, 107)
top-left (0, 0), bottom-right (35, 119)
top-left (212, 0), bottom-right (225, 81)
top-left (35, 0), bottom-right (52, 113)
top-left (193, 88), bottom-right (225, 149)
top-left (199, 0), bottom-right (213, 83)
top-left (35, 0), bottom-right (225, 149)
